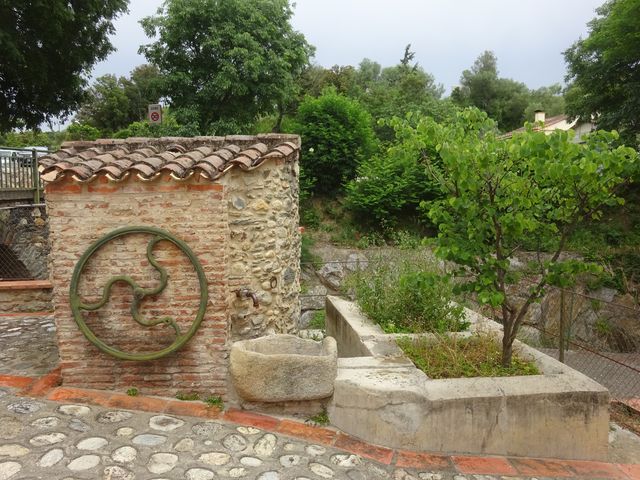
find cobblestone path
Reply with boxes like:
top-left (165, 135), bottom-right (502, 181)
top-left (0, 387), bottom-right (473, 480)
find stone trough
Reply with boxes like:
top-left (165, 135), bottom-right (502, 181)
top-left (325, 296), bottom-right (610, 461)
top-left (230, 334), bottom-right (337, 403)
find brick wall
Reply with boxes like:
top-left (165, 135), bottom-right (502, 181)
top-left (45, 141), bottom-right (299, 397)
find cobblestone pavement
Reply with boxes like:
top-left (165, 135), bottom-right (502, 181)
top-left (0, 387), bottom-right (486, 480)
top-left (0, 314), bottom-right (58, 376)
top-left (1, 314), bottom-right (639, 479)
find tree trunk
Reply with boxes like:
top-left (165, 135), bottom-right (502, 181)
top-left (273, 103), bottom-right (284, 133)
top-left (501, 332), bottom-right (513, 367)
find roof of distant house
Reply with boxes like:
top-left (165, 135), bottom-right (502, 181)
top-left (500, 114), bottom-right (572, 139)
top-left (39, 134), bottom-right (300, 184)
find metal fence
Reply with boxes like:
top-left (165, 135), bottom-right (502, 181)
top-left (300, 259), bottom-right (640, 401)
top-left (0, 147), bottom-right (44, 203)
top-left (523, 284), bottom-right (640, 401)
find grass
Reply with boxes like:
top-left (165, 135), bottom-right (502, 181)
top-left (306, 409), bottom-right (329, 426)
top-left (308, 309), bottom-right (326, 330)
top-left (397, 332), bottom-right (540, 379)
top-left (175, 392), bottom-right (200, 401)
top-left (300, 232), bottom-right (322, 268)
top-left (203, 396), bottom-right (224, 409)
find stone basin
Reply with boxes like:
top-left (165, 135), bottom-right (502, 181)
top-left (230, 334), bottom-right (338, 402)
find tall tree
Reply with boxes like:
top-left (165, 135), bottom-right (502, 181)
top-left (564, 0), bottom-right (640, 146)
top-left (452, 51), bottom-right (533, 132)
top-left (140, 0), bottom-right (314, 134)
top-left (76, 65), bottom-right (163, 132)
top-left (0, 0), bottom-right (129, 131)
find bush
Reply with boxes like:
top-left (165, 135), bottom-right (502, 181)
top-left (346, 115), bottom-right (442, 228)
top-left (113, 114), bottom-right (200, 138)
top-left (347, 251), bottom-right (467, 333)
top-left (294, 88), bottom-right (377, 194)
top-left (66, 122), bottom-right (101, 141)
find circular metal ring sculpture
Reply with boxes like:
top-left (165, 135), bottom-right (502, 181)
top-left (69, 226), bottom-right (208, 361)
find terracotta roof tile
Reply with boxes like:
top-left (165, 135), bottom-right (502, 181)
top-left (40, 135), bottom-right (299, 184)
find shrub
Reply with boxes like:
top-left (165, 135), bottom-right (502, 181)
top-left (347, 251), bottom-right (467, 333)
top-left (346, 116), bottom-right (442, 228)
top-left (66, 122), bottom-right (101, 141)
top-left (294, 88), bottom-right (377, 194)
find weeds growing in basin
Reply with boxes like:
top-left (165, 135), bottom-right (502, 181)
top-left (347, 250), bottom-right (468, 333)
top-left (309, 309), bottom-right (326, 330)
top-left (175, 391), bottom-right (200, 401)
top-left (126, 387), bottom-right (138, 397)
top-left (204, 396), bottom-right (224, 409)
top-left (306, 409), bottom-right (329, 426)
top-left (397, 332), bottom-right (540, 379)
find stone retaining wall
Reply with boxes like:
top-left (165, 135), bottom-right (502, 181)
top-left (0, 280), bottom-right (53, 313)
top-left (326, 296), bottom-right (610, 461)
top-left (0, 205), bottom-right (49, 279)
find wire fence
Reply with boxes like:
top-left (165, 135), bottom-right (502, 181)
top-left (0, 204), bottom-right (49, 281)
top-left (300, 258), bottom-right (640, 401)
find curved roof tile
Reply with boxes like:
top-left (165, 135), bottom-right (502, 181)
top-left (39, 135), bottom-right (299, 184)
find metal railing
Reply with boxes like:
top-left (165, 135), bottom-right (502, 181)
top-left (0, 147), bottom-right (44, 203)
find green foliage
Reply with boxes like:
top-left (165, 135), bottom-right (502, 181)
top-left (564, 0), bottom-right (640, 146)
top-left (452, 51), bottom-right (564, 133)
top-left (76, 65), bottom-right (163, 133)
top-left (397, 333), bottom-right (540, 379)
top-left (113, 114), bottom-right (200, 139)
top-left (309, 310), bottom-right (326, 330)
top-left (203, 396), bottom-right (224, 409)
top-left (126, 387), bottom-right (139, 397)
top-left (66, 123), bottom-right (101, 141)
top-left (294, 89), bottom-right (377, 193)
top-left (419, 107), bottom-right (638, 365)
top-left (306, 409), bottom-right (329, 426)
top-left (0, 0), bottom-right (129, 131)
top-left (175, 391), bottom-right (200, 401)
top-left (140, 0), bottom-right (313, 133)
top-left (0, 130), bottom-right (66, 150)
top-left (346, 114), bottom-right (443, 228)
top-left (300, 232), bottom-right (322, 268)
top-left (347, 251), bottom-right (467, 334)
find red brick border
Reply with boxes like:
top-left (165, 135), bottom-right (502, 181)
top-left (0, 370), bottom-right (638, 479)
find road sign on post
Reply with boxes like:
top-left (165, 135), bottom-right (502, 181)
top-left (148, 104), bottom-right (162, 124)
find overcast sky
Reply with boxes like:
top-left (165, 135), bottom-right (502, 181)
top-left (95, 0), bottom-right (604, 93)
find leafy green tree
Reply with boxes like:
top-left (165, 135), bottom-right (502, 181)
top-left (0, 0), bottom-right (129, 131)
top-left (294, 89), bottom-right (376, 194)
top-left (452, 51), bottom-right (536, 132)
top-left (523, 84), bottom-right (565, 123)
top-left (76, 65), bottom-right (163, 133)
top-left (140, 0), bottom-right (314, 134)
top-left (76, 75), bottom-right (131, 133)
top-left (418, 108), bottom-right (638, 366)
top-left (564, 0), bottom-right (640, 146)
top-left (66, 123), bottom-right (101, 141)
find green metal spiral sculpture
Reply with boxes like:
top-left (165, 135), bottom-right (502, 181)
top-left (69, 226), bottom-right (208, 361)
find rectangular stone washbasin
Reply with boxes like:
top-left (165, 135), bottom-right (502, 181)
top-left (230, 334), bottom-right (338, 402)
